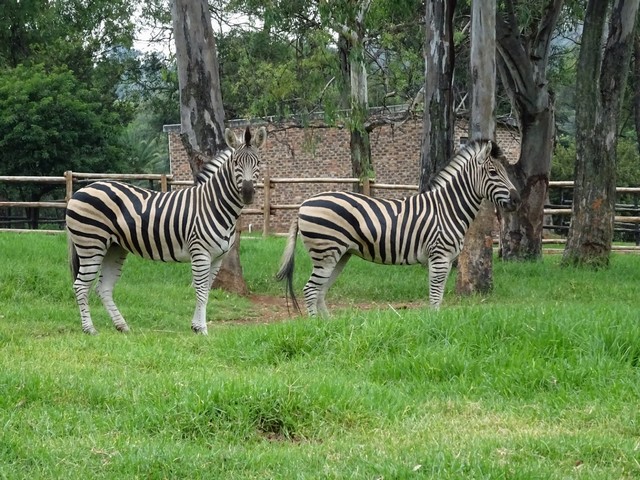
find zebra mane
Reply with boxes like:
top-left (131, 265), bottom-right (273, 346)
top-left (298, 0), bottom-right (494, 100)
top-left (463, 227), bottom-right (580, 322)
top-left (427, 139), bottom-right (494, 191)
top-left (193, 148), bottom-right (234, 185)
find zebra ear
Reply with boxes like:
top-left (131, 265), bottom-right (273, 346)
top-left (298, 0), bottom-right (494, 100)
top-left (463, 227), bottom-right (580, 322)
top-left (224, 128), bottom-right (240, 149)
top-left (252, 126), bottom-right (267, 149)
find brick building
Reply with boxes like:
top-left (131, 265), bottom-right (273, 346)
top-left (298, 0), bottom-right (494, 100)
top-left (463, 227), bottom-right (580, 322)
top-left (163, 117), bottom-right (520, 234)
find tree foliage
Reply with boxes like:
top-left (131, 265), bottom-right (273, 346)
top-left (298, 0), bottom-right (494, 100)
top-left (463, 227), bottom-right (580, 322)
top-left (0, 64), bottom-right (129, 177)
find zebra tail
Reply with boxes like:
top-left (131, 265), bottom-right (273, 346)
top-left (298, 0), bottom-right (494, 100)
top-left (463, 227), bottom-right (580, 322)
top-left (67, 228), bottom-right (80, 282)
top-left (276, 220), bottom-right (301, 314)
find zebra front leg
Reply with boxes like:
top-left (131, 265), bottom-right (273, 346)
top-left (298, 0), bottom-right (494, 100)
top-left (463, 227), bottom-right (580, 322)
top-left (427, 255), bottom-right (454, 309)
top-left (190, 253), bottom-right (219, 335)
top-left (95, 245), bottom-right (130, 333)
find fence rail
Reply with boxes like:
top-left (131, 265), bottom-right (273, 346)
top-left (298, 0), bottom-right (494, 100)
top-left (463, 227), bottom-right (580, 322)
top-left (1, 174), bottom-right (640, 246)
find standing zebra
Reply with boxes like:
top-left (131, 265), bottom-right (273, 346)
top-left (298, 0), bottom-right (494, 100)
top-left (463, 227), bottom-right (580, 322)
top-left (66, 126), bottom-right (267, 334)
top-left (276, 139), bottom-right (520, 316)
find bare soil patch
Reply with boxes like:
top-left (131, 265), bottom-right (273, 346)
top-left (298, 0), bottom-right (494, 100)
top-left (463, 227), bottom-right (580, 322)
top-left (224, 294), bottom-right (428, 325)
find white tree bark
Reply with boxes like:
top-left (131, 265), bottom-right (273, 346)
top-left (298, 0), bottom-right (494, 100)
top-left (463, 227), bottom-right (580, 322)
top-left (455, 0), bottom-right (497, 297)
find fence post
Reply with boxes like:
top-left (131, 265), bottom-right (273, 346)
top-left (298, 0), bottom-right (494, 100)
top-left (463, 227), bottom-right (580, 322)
top-left (362, 177), bottom-right (371, 196)
top-left (262, 166), bottom-right (271, 237)
top-left (160, 174), bottom-right (168, 193)
top-left (635, 194), bottom-right (640, 246)
top-left (64, 171), bottom-right (73, 203)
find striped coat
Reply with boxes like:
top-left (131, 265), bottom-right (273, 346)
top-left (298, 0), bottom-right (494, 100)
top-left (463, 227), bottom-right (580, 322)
top-left (277, 140), bottom-right (520, 316)
top-left (66, 126), bottom-right (267, 334)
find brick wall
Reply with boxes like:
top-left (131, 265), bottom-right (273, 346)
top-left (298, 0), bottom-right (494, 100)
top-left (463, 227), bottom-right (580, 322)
top-left (164, 119), bottom-right (521, 234)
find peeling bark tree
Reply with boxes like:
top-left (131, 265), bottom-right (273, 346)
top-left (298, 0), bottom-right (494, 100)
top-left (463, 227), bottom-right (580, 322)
top-left (455, 0), bottom-right (497, 297)
top-left (562, 0), bottom-right (640, 267)
top-left (326, 0), bottom-right (373, 192)
top-left (496, 0), bottom-right (563, 260)
top-left (419, 0), bottom-right (457, 191)
top-left (172, 0), bottom-right (247, 294)
top-left (633, 28), bottom-right (640, 154)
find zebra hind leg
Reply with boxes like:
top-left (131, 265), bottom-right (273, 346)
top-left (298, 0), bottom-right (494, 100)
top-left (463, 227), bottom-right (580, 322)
top-left (95, 245), bottom-right (130, 332)
top-left (316, 253), bottom-right (351, 317)
top-left (72, 244), bottom-right (107, 335)
top-left (303, 251), bottom-right (349, 318)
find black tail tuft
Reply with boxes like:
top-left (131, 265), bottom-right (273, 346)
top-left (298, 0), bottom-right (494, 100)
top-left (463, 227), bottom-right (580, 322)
top-left (67, 228), bottom-right (79, 282)
top-left (276, 220), bottom-right (301, 315)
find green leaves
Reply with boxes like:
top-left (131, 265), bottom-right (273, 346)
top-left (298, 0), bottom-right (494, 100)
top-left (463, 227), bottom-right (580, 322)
top-left (0, 64), bottom-right (127, 178)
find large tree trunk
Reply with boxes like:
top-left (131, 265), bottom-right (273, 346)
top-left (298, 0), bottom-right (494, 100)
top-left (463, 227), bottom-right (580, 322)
top-left (419, 0), bottom-right (457, 191)
top-left (499, 107), bottom-right (554, 260)
top-left (172, 0), bottom-right (247, 294)
top-left (455, 0), bottom-right (497, 296)
top-left (562, 0), bottom-right (640, 267)
top-left (496, 0), bottom-right (562, 260)
top-left (172, 0), bottom-right (226, 160)
top-left (335, 0), bottom-right (372, 193)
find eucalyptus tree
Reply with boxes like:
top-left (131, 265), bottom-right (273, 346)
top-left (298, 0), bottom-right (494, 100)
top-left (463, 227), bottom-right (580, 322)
top-left (419, 0), bottom-right (457, 191)
top-left (495, 0), bottom-right (566, 261)
top-left (319, 0), bottom-right (374, 187)
top-left (222, 0), bottom-right (423, 190)
top-left (172, 0), bottom-right (248, 294)
top-left (562, 0), bottom-right (640, 267)
top-left (455, 0), bottom-right (498, 296)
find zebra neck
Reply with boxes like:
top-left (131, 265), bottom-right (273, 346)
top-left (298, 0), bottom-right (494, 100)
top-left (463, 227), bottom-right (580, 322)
top-left (195, 148), bottom-right (233, 184)
top-left (432, 170), bottom-right (484, 231)
top-left (199, 161), bottom-right (245, 219)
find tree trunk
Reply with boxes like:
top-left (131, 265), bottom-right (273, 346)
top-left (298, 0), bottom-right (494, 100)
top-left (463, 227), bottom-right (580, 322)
top-left (419, 0), bottom-right (457, 191)
top-left (633, 29), bottom-right (640, 154)
top-left (211, 232), bottom-right (248, 295)
top-left (499, 107), bottom-right (554, 260)
top-left (172, 0), bottom-right (226, 160)
top-left (455, 0), bottom-right (497, 297)
top-left (172, 0), bottom-right (247, 294)
top-left (335, 0), bottom-right (372, 193)
top-left (562, 0), bottom-right (640, 267)
top-left (495, 0), bottom-right (562, 260)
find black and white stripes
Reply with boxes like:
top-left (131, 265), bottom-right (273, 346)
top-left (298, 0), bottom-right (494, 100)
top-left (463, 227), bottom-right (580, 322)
top-left (277, 139), bottom-right (520, 316)
top-left (66, 126), bottom-right (267, 334)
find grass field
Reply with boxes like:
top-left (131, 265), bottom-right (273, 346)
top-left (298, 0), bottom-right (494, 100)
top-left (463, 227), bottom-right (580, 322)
top-left (1, 231), bottom-right (639, 479)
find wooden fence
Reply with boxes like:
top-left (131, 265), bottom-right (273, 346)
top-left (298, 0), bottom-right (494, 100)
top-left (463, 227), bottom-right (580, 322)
top-left (1, 173), bottom-right (640, 248)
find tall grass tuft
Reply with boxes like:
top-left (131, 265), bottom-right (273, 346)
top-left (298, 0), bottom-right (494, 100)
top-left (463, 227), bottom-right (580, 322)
top-left (1, 232), bottom-right (639, 479)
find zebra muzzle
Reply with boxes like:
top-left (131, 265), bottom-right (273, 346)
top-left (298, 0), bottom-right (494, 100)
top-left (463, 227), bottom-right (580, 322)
top-left (242, 180), bottom-right (255, 204)
top-left (503, 188), bottom-right (521, 212)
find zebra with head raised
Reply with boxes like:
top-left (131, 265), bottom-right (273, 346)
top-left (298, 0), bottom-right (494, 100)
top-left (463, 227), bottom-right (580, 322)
top-left (65, 126), bottom-right (267, 335)
top-left (276, 139), bottom-right (520, 316)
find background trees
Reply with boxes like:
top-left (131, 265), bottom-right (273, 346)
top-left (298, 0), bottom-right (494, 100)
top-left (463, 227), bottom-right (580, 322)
top-left (496, 0), bottom-right (564, 261)
top-left (3, 0), bottom-right (640, 270)
top-left (562, 0), bottom-right (640, 267)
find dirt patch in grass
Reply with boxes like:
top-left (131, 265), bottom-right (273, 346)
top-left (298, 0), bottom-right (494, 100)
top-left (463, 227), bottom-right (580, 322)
top-left (221, 294), bottom-right (428, 325)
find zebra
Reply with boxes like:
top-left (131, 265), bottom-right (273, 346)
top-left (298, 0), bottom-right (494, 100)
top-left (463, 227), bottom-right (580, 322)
top-left (276, 139), bottom-right (520, 316)
top-left (65, 126), bottom-right (267, 335)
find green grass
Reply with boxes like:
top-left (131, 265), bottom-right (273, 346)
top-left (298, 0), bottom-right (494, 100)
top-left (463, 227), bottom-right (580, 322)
top-left (1, 231), bottom-right (640, 479)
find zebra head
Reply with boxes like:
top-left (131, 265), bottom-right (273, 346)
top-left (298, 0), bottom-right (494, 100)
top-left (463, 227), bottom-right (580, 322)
top-left (476, 141), bottom-right (520, 212)
top-left (224, 126), bottom-right (268, 204)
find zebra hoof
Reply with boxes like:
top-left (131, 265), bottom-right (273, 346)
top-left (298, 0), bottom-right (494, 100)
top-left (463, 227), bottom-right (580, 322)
top-left (191, 325), bottom-right (208, 335)
top-left (116, 325), bottom-right (130, 333)
top-left (83, 327), bottom-right (98, 335)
